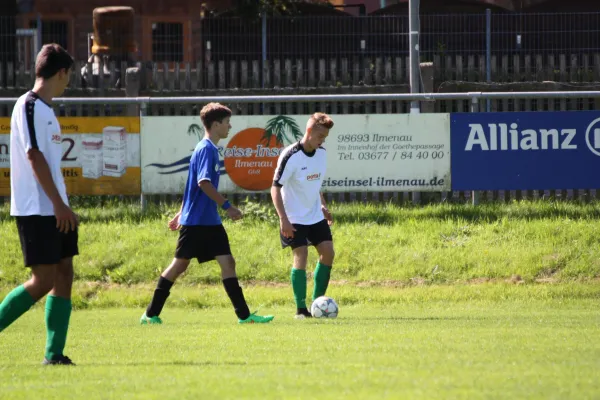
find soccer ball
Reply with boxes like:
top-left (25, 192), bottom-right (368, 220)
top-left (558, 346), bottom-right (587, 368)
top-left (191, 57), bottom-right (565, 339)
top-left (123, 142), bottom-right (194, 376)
top-left (311, 296), bottom-right (339, 318)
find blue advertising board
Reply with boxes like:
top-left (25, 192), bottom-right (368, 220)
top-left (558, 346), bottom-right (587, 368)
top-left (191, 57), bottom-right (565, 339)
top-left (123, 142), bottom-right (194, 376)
top-left (451, 111), bottom-right (600, 190)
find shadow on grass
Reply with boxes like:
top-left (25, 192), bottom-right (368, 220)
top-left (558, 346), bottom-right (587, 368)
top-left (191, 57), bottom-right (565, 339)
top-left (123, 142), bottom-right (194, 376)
top-left (332, 204), bottom-right (600, 225)
top-left (357, 316), bottom-right (487, 321)
top-left (4, 199), bottom-right (600, 225)
top-left (59, 360), bottom-right (313, 367)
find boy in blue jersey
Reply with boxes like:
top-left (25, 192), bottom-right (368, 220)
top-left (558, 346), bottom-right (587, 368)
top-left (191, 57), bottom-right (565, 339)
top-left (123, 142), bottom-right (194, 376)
top-left (141, 103), bottom-right (274, 325)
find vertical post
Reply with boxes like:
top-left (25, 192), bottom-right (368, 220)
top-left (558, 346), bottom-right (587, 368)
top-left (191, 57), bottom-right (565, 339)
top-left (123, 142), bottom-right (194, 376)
top-left (140, 101), bottom-right (148, 212)
top-left (486, 9), bottom-right (492, 112)
top-left (261, 11), bottom-right (267, 114)
top-left (262, 12), bottom-right (267, 89)
top-left (36, 14), bottom-right (43, 53)
top-left (471, 95), bottom-right (480, 206)
top-left (409, 0), bottom-right (420, 114)
top-left (127, 61), bottom-right (144, 211)
top-left (380, 0), bottom-right (386, 9)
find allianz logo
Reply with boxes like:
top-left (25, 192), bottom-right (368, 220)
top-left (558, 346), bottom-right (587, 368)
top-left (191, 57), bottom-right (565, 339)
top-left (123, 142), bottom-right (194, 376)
top-left (464, 118), bottom-right (600, 156)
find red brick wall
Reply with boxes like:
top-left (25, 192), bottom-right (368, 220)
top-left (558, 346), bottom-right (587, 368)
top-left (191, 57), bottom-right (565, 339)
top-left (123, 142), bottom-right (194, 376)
top-left (30, 0), bottom-right (205, 16)
top-left (343, 0), bottom-right (382, 15)
top-left (22, 0), bottom-right (206, 61)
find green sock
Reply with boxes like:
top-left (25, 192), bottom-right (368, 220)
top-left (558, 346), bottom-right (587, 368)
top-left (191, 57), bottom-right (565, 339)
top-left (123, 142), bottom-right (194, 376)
top-left (45, 295), bottom-right (72, 361)
top-left (291, 268), bottom-right (307, 309)
top-left (0, 285), bottom-right (35, 333)
top-left (312, 262), bottom-right (332, 301)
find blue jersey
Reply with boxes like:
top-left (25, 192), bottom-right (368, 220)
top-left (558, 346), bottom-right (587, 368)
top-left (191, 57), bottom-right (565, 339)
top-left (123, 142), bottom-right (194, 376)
top-left (179, 138), bottom-right (221, 226)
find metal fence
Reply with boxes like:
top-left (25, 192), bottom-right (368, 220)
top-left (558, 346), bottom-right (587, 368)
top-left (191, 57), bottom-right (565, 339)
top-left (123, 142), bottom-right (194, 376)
top-left (1, 91), bottom-right (600, 206)
top-left (2, 12), bottom-right (600, 66)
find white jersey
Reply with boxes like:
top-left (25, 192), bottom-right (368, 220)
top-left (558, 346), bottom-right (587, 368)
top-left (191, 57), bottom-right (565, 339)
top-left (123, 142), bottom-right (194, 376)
top-left (273, 142), bottom-right (327, 225)
top-left (10, 91), bottom-right (68, 216)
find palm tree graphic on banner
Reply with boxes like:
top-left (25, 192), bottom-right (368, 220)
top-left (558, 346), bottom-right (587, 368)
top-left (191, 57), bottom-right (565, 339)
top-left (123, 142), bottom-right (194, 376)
top-left (262, 115), bottom-right (302, 146)
top-left (146, 116), bottom-right (302, 175)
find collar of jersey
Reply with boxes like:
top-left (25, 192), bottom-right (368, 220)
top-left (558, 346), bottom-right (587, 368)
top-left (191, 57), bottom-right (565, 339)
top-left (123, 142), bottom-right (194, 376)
top-left (201, 137), bottom-right (219, 150)
top-left (297, 141), bottom-right (316, 157)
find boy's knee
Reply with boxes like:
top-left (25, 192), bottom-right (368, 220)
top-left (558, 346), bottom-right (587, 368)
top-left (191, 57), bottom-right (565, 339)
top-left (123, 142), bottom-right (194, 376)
top-left (173, 259), bottom-right (191, 275)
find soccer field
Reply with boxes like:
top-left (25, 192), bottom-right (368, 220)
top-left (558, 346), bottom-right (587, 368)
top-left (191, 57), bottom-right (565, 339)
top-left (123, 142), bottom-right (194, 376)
top-left (0, 299), bottom-right (598, 400)
top-left (1, 201), bottom-right (600, 399)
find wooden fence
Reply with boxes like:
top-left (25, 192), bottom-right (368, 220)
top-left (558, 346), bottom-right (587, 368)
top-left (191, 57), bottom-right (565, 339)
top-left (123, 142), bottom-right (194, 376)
top-left (1, 53), bottom-right (600, 204)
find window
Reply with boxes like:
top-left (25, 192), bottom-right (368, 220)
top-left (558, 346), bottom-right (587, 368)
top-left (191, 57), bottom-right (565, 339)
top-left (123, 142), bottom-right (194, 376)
top-left (152, 22), bottom-right (183, 62)
top-left (29, 19), bottom-right (69, 50)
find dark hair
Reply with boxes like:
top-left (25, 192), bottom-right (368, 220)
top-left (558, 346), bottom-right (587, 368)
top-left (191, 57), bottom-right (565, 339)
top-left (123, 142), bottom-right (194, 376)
top-left (35, 43), bottom-right (74, 79)
top-left (200, 102), bottom-right (232, 129)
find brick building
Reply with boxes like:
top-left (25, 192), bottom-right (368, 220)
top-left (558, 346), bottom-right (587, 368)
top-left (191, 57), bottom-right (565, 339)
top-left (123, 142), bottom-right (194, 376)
top-left (14, 0), bottom-right (592, 63)
top-left (13, 0), bottom-right (367, 63)
top-left (17, 0), bottom-right (207, 62)
top-left (14, 0), bottom-right (359, 62)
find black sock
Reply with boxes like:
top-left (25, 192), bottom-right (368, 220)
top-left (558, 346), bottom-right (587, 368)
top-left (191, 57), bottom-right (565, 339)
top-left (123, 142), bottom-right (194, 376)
top-left (297, 307), bottom-right (312, 317)
top-left (146, 276), bottom-right (174, 318)
top-left (222, 277), bottom-right (251, 320)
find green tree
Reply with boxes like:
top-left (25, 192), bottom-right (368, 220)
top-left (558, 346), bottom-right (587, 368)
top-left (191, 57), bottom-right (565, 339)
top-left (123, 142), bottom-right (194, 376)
top-left (213, 0), bottom-right (332, 19)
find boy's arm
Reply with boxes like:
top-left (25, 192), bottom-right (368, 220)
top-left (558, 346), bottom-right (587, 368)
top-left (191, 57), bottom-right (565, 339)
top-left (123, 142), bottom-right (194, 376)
top-left (194, 147), bottom-right (240, 219)
top-left (198, 180), bottom-right (228, 207)
top-left (24, 108), bottom-right (77, 233)
top-left (320, 192), bottom-right (333, 225)
top-left (271, 185), bottom-right (296, 237)
top-left (168, 199), bottom-right (184, 230)
top-left (199, 180), bottom-right (242, 220)
top-left (271, 149), bottom-right (294, 222)
top-left (28, 149), bottom-right (78, 233)
top-left (320, 192), bottom-right (327, 208)
top-left (28, 148), bottom-right (66, 210)
top-left (271, 185), bottom-right (289, 223)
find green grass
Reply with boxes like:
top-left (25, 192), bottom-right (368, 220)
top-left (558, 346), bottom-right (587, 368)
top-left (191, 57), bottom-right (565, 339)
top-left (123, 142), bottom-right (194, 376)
top-left (2, 201), bottom-right (600, 398)
top-left (2, 200), bottom-right (600, 289)
top-left (0, 300), bottom-right (598, 399)
top-left (1, 281), bottom-right (599, 310)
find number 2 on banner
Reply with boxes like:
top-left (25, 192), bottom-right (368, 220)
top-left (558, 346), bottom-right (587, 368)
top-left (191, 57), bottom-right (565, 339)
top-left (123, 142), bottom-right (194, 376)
top-left (62, 138), bottom-right (76, 162)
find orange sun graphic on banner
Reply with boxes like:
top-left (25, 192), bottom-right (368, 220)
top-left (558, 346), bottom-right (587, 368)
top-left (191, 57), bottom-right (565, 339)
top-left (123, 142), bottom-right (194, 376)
top-left (224, 128), bottom-right (284, 191)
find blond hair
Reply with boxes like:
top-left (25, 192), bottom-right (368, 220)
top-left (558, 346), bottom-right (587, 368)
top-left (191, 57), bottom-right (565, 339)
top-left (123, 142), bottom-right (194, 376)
top-left (307, 112), bottom-right (334, 130)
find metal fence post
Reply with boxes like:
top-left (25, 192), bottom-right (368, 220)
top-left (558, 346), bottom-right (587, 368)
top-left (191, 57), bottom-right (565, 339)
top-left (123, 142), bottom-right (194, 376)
top-left (409, 0), bottom-right (421, 115)
top-left (471, 95), bottom-right (481, 206)
top-left (140, 101), bottom-right (148, 212)
top-left (486, 9), bottom-right (492, 113)
top-left (262, 12), bottom-right (267, 89)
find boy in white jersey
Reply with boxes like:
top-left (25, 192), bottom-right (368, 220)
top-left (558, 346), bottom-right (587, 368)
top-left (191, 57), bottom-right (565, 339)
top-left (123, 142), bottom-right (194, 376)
top-left (0, 44), bottom-right (78, 365)
top-left (271, 113), bottom-right (335, 319)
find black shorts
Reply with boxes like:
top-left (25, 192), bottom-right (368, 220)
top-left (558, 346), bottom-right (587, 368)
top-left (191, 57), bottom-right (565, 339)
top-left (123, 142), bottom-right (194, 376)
top-left (16, 215), bottom-right (79, 267)
top-left (280, 219), bottom-right (333, 250)
top-left (175, 224), bottom-right (232, 263)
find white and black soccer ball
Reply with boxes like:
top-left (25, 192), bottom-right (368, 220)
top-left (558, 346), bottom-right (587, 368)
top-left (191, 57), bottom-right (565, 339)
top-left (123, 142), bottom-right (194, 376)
top-left (310, 296), bottom-right (339, 318)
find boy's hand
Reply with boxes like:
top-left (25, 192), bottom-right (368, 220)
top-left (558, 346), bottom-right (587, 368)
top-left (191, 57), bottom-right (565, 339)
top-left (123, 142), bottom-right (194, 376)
top-left (322, 206), bottom-right (333, 226)
top-left (280, 218), bottom-right (296, 238)
top-left (54, 202), bottom-right (79, 233)
top-left (227, 206), bottom-right (243, 221)
top-left (168, 212), bottom-right (181, 231)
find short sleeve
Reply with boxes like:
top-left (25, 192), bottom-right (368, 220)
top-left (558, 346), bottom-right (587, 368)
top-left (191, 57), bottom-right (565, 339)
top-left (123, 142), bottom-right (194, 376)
top-left (22, 101), bottom-right (49, 153)
top-left (273, 150), bottom-right (294, 187)
top-left (196, 146), bottom-right (215, 184)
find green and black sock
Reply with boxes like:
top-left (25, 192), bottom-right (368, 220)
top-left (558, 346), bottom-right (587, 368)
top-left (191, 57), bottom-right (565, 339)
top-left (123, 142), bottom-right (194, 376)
top-left (222, 277), bottom-right (251, 320)
top-left (45, 295), bottom-right (72, 361)
top-left (146, 276), bottom-right (174, 318)
top-left (0, 285), bottom-right (35, 333)
top-left (312, 262), bottom-right (332, 301)
top-left (291, 268), bottom-right (308, 314)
